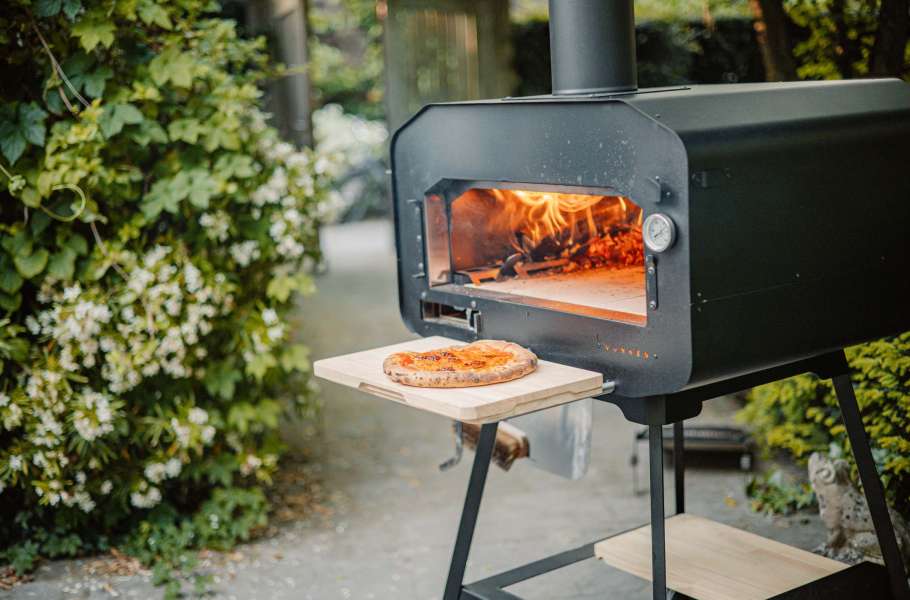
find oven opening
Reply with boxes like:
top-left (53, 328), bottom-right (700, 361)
top-left (426, 186), bottom-right (646, 325)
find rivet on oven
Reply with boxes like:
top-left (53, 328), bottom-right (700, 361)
top-left (418, 262), bottom-right (424, 270)
top-left (421, 291), bottom-right (427, 299)
top-left (647, 266), bottom-right (656, 275)
top-left (470, 301), bottom-right (477, 309)
top-left (649, 300), bottom-right (657, 310)
top-left (416, 234), bottom-right (422, 243)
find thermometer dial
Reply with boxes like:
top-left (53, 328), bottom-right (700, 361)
top-left (643, 213), bottom-right (677, 253)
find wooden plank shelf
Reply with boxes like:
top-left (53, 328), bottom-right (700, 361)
top-left (313, 336), bottom-right (604, 424)
top-left (595, 514), bottom-right (849, 600)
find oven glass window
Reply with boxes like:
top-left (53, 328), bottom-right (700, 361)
top-left (427, 187), bottom-right (646, 325)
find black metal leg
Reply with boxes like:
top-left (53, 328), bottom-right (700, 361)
top-left (832, 372), bottom-right (910, 600)
top-left (673, 421), bottom-right (685, 515)
top-left (649, 424), bottom-right (668, 600)
top-left (443, 422), bottom-right (498, 600)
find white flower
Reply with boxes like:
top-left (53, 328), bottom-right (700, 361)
top-left (130, 485), bottom-right (162, 509)
top-left (188, 407), bottom-right (208, 425)
top-left (240, 454), bottom-right (263, 476)
top-left (25, 315), bottom-right (40, 334)
top-left (201, 425), bottom-right (216, 445)
top-left (62, 284), bottom-right (81, 302)
top-left (9, 455), bottom-right (22, 471)
top-left (267, 325), bottom-right (284, 342)
top-left (100, 480), bottom-right (113, 495)
top-left (165, 458), bottom-right (182, 478)
top-left (262, 308), bottom-right (278, 325)
top-left (0, 393), bottom-right (8, 407)
top-left (229, 240), bottom-right (260, 267)
top-left (144, 463), bottom-right (167, 484)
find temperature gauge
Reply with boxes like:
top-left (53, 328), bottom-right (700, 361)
top-left (643, 213), bottom-right (676, 253)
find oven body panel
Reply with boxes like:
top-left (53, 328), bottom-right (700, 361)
top-left (390, 80), bottom-right (910, 397)
top-left (624, 80), bottom-right (910, 386)
top-left (391, 101), bottom-right (692, 397)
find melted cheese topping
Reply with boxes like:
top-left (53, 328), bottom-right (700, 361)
top-left (396, 346), bottom-right (514, 372)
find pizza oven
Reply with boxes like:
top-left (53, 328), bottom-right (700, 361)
top-left (389, 1), bottom-right (910, 400)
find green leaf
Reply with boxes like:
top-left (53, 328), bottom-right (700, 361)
top-left (0, 102), bottom-right (47, 163)
top-left (0, 291), bottom-right (21, 312)
top-left (29, 210), bottom-right (52, 236)
top-left (214, 154), bottom-right (257, 179)
top-left (280, 344), bottom-right (310, 373)
top-left (0, 256), bottom-right (24, 294)
top-left (266, 273), bottom-right (314, 302)
top-left (64, 233), bottom-right (89, 255)
top-left (203, 361), bottom-right (242, 400)
top-left (245, 353), bottom-right (277, 380)
top-left (131, 120), bottom-right (168, 147)
top-left (100, 103), bottom-right (144, 138)
top-left (138, 0), bottom-right (173, 29)
top-left (71, 14), bottom-right (116, 52)
top-left (142, 178), bottom-right (182, 219)
top-left (167, 119), bottom-right (203, 144)
top-left (0, 129), bottom-right (26, 165)
top-left (183, 169), bottom-right (218, 208)
top-left (14, 249), bottom-right (49, 278)
top-left (1, 230), bottom-right (32, 256)
top-left (35, 0), bottom-right (62, 17)
top-left (58, 54), bottom-right (112, 99)
top-left (20, 103), bottom-right (48, 146)
top-left (48, 247), bottom-right (77, 279)
top-left (62, 0), bottom-right (82, 19)
top-left (149, 48), bottom-right (195, 89)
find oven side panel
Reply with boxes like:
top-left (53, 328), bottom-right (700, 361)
top-left (390, 100), bottom-right (692, 397)
top-left (682, 111), bottom-right (910, 384)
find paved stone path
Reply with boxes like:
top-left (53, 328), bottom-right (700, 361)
top-left (2, 220), bottom-right (824, 599)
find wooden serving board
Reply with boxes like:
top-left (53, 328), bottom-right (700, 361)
top-left (595, 513), bottom-right (848, 600)
top-left (313, 336), bottom-right (603, 424)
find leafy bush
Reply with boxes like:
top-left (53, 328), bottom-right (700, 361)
top-left (0, 0), bottom-right (328, 590)
top-left (746, 469), bottom-right (816, 516)
top-left (740, 333), bottom-right (910, 516)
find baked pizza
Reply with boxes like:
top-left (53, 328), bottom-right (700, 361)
top-left (383, 340), bottom-right (538, 388)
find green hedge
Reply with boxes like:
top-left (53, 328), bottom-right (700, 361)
top-left (740, 333), bottom-right (910, 515)
top-left (510, 17), bottom-right (766, 96)
top-left (0, 0), bottom-right (327, 593)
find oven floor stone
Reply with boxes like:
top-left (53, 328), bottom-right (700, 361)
top-left (2, 219), bottom-right (827, 600)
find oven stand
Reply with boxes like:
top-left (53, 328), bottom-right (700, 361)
top-left (442, 349), bottom-right (910, 600)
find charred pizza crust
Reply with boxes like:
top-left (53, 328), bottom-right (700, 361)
top-left (383, 340), bottom-right (538, 388)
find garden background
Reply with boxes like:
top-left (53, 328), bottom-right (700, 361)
top-left (1, 0), bottom-right (908, 597)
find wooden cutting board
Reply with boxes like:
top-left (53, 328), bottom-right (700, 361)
top-left (313, 336), bottom-right (604, 424)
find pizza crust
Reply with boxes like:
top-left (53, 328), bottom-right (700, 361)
top-left (383, 340), bottom-right (538, 388)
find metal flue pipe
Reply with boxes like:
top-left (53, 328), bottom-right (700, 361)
top-left (548, 0), bottom-right (638, 95)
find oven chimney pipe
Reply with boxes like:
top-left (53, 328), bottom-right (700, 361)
top-left (548, 0), bottom-right (638, 95)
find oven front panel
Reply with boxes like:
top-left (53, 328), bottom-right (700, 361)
top-left (391, 100), bottom-right (691, 396)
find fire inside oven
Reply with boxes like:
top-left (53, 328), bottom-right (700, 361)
top-left (426, 186), bottom-right (646, 325)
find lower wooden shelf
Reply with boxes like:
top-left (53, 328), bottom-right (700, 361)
top-left (594, 513), bottom-right (848, 600)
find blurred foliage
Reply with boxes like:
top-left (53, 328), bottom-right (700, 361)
top-left (510, 0), bottom-right (751, 23)
top-left (0, 0), bottom-right (328, 595)
top-left (740, 333), bottom-right (910, 516)
top-left (309, 0), bottom-right (385, 120)
top-left (746, 468), bottom-right (817, 515)
top-left (512, 17), bottom-right (765, 96)
top-left (785, 0), bottom-right (907, 79)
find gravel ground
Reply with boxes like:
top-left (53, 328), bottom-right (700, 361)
top-left (1, 219), bottom-right (826, 600)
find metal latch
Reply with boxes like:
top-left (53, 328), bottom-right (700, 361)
top-left (646, 255), bottom-right (658, 311)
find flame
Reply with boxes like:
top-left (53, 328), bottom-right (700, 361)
top-left (449, 188), bottom-right (644, 277)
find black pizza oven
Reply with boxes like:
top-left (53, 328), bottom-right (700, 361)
top-left (389, 0), bottom-right (910, 399)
